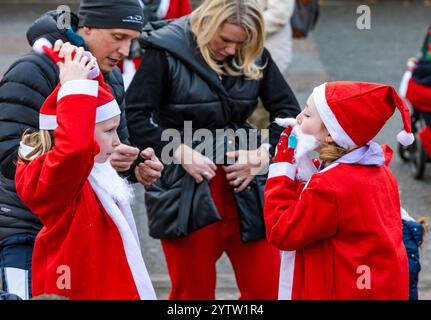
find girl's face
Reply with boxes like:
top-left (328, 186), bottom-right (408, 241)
top-left (94, 115), bottom-right (121, 163)
top-left (296, 94), bottom-right (333, 150)
top-left (208, 22), bottom-right (247, 62)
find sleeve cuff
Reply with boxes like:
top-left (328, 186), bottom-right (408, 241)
top-left (268, 162), bottom-right (296, 180)
top-left (57, 79), bottom-right (99, 101)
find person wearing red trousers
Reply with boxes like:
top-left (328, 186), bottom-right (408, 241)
top-left (161, 166), bottom-right (281, 299)
top-left (126, 0), bottom-right (300, 299)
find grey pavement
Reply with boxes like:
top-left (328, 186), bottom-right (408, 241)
top-left (0, 0), bottom-right (430, 300)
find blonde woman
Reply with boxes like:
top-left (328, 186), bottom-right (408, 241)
top-left (126, 0), bottom-right (300, 299)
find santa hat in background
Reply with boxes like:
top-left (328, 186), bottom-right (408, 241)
top-left (312, 81), bottom-right (415, 148)
top-left (32, 37), bottom-right (100, 80)
top-left (34, 38), bottom-right (120, 130)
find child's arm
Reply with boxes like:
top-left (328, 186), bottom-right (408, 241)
top-left (16, 51), bottom-right (98, 223)
top-left (264, 128), bottom-right (338, 251)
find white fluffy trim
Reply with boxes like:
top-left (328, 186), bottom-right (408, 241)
top-left (275, 118), bottom-right (297, 128)
top-left (33, 38), bottom-right (52, 54)
top-left (397, 130), bottom-right (414, 146)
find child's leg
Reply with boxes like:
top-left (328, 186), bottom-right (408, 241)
top-left (418, 111), bottom-right (431, 157)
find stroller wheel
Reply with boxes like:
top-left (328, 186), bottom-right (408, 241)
top-left (409, 136), bottom-right (427, 180)
top-left (398, 143), bottom-right (410, 162)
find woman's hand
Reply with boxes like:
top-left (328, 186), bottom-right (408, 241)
top-left (57, 45), bottom-right (95, 84)
top-left (174, 144), bottom-right (217, 184)
top-left (223, 146), bottom-right (271, 192)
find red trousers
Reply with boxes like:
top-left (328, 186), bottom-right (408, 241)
top-left (161, 167), bottom-right (280, 300)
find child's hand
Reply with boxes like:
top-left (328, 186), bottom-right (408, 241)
top-left (57, 46), bottom-right (96, 84)
top-left (274, 127), bottom-right (296, 164)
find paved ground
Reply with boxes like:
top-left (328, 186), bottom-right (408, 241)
top-left (0, 0), bottom-right (430, 300)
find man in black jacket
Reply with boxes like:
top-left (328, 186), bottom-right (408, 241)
top-left (0, 0), bottom-right (163, 299)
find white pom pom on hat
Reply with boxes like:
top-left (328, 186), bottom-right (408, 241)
top-left (397, 130), bottom-right (415, 146)
top-left (32, 37), bottom-right (53, 55)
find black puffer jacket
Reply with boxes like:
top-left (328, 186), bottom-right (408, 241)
top-left (0, 10), bottom-right (130, 241)
top-left (126, 17), bottom-right (300, 242)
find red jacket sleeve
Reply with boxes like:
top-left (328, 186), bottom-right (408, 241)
top-left (264, 165), bottom-right (339, 251)
top-left (15, 80), bottom-right (99, 226)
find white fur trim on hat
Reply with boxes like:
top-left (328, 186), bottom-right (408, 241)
top-left (57, 80), bottom-right (99, 101)
top-left (275, 118), bottom-right (297, 128)
top-left (32, 38), bottom-right (52, 54)
top-left (39, 114), bottom-right (58, 130)
top-left (313, 83), bottom-right (357, 149)
top-left (96, 100), bottom-right (121, 123)
top-left (397, 130), bottom-right (414, 146)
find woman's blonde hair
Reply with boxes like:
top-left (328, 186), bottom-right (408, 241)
top-left (190, 0), bottom-right (265, 80)
top-left (19, 130), bottom-right (55, 163)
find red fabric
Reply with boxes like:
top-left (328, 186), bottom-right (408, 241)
top-left (164, 0), bottom-right (192, 20)
top-left (15, 87), bottom-right (140, 300)
top-left (161, 166), bottom-right (280, 300)
top-left (324, 82), bottom-right (412, 146)
top-left (419, 126), bottom-right (431, 157)
top-left (264, 161), bottom-right (409, 299)
top-left (406, 78), bottom-right (431, 112)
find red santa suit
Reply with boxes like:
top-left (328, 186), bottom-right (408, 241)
top-left (265, 81), bottom-right (411, 300)
top-left (14, 45), bottom-right (156, 299)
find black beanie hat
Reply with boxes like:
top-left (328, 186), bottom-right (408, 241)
top-left (78, 0), bottom-right (144, 32)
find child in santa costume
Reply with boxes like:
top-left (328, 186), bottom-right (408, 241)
top-left (264, 81), bottom-right (411, 300)
top-left (14, 40), bottom-right (156, 300)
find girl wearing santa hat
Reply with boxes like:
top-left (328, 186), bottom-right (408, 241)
top-left (14, 41), bottom-right (156, 300)
top-left (264, 81), bottom-right (411, 300)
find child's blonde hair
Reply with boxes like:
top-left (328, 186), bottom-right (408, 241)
top-left (19, 130), bottom-right (55, 163)
top-left (318, 123), bottom-right (357, 164)
top-left (189, 0), bottom-right (265, 80)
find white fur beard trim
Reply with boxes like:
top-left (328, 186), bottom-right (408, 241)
top-left (90, 161), bottom-right (135, 205)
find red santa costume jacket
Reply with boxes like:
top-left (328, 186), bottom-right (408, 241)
top-left (15, 80), bottom-right (156, 300)
top-left (264, 144), bottom-right (409, 300)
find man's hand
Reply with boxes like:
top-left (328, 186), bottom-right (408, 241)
top-left (110, 144), bottom-right (139, 172)
top-left (135, 148), bottom-right (164, 187)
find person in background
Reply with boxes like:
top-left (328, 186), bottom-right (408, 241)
top-left (121, 0), bottom-right (193, 89)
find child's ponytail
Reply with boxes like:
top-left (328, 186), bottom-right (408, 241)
top-left (19, 130), bottom-right (55, 163)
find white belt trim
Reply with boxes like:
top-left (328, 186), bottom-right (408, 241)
top-left (278, 251), bottom-right (296, 300)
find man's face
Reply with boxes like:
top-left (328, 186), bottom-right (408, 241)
top-left (79, 27), bottom-right (141, 73)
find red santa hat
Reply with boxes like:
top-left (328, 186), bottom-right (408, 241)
top-left (32, 37), bottom-right (100, 79)
top-left (312, 81), bottom-right (414, 148)
top-left (34, 38), bottom-right (120, 130)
